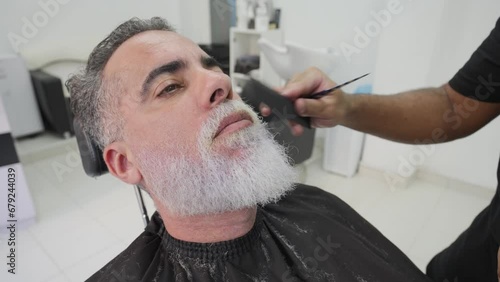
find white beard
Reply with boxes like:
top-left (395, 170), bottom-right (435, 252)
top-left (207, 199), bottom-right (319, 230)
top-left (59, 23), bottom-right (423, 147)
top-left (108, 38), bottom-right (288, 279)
top-left (135, 99), bottom-right (297, 216)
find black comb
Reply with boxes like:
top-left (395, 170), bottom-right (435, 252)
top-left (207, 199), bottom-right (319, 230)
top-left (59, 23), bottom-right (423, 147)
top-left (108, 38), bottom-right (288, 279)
top-left (240, 78), bottom-right (311, 128)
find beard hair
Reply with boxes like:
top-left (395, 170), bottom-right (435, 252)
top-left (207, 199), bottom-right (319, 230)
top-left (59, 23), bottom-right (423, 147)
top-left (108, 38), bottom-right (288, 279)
top-left (135, 99), bottom-right (298, 217)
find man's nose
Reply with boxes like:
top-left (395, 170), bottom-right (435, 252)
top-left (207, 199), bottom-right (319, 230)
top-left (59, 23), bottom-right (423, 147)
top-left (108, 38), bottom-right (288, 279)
top-left (198, 70), bottom-right (233, 109)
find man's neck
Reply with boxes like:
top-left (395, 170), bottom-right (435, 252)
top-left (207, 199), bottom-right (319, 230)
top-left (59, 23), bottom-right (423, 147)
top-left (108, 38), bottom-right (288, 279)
top-left (157, 206), bottom-right (258, 243)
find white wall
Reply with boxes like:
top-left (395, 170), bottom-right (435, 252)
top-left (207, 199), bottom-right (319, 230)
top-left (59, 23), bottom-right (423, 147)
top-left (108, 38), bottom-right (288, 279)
top-left (0, 0), bottom-right (223, 66)
top-left (0, 0), bottom-right (182, 57)
top-left (273, 0), bottom-right (500, 189)
top-left (178, 0), bottom-right (232, 45)
top-left (272, 0), bottom-right (387, 83)
top-left (363, 0), bottom-right (500, 189)
top-left (178, 0), bottom-right (212, 44)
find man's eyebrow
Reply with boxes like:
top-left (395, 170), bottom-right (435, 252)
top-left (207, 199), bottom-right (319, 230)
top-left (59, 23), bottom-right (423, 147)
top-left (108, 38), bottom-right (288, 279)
top-left (141, 59), bottom-right (187, 99)
top-left (201, 56), bottom-right (222, 69)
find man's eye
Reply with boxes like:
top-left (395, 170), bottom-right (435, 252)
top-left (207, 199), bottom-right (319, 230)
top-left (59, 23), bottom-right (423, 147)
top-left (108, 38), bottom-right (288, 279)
top-left (159, 84), bottom-right (181, 96)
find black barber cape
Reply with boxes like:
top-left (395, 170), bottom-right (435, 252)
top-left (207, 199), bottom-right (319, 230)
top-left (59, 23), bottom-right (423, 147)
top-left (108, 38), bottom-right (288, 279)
top-left (87, 184), bottom-right (430, 282)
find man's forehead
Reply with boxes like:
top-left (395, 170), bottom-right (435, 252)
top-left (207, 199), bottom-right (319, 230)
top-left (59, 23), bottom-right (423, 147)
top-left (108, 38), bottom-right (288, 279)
top-left (104, 30), bottom-right (198, 77)
top-left (121, 30), bottom-right (189, 51)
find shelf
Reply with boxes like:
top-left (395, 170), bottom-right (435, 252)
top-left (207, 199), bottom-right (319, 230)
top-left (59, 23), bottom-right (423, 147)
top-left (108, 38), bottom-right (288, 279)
top-left (230, 28), bottom-right (283, 89)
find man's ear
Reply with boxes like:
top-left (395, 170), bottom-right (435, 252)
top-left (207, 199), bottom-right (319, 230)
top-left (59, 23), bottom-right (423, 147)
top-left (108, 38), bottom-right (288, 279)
top-left (103, 142), bottom-right (142, 185)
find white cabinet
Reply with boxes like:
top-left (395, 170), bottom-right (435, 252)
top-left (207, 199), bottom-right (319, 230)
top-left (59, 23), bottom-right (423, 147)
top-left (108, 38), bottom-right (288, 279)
top-left (323, 126), bottom-right (365, 178)
top-left (229, 27), bottom-right (283, 93)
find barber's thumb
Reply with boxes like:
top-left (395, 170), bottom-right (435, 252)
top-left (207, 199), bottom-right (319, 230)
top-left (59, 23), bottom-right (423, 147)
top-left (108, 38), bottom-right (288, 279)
top-left (281, 84), bottom-right (304, 99)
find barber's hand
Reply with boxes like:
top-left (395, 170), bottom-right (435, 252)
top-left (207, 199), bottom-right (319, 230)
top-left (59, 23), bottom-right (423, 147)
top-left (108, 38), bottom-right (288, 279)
top-left (260, 67), bottom-right (351, 136)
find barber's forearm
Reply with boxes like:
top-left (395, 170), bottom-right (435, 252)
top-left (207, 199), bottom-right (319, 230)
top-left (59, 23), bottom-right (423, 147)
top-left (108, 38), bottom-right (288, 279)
top-left (341, 86), bottom-right (460, 144)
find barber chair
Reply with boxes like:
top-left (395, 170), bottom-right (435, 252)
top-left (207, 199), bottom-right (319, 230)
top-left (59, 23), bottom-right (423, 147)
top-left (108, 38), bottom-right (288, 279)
top-left (73, 119), bottom-right (150, 227)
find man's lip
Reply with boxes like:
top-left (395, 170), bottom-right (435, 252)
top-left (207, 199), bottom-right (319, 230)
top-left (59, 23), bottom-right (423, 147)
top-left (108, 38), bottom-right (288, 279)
top-left (214, 111), bottom-right (254, 139)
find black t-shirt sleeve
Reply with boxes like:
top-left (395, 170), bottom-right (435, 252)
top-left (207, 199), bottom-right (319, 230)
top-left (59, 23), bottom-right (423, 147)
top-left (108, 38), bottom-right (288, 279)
top-left (448, 17), bottom-right (500, 245)
top-left (449, 17), bottom-right (500, 103)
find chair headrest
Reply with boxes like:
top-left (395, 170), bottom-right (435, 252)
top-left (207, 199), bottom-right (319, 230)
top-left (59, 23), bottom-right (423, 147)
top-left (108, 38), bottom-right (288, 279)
top-left (73, 118), bottom-right (108, 177)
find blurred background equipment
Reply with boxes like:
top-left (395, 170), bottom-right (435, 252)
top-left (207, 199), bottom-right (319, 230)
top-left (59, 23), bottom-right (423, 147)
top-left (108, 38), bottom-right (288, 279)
top-left (30, 69), bottom-right (74, 139)
top-left (0, 55), bottom-right (44, 138)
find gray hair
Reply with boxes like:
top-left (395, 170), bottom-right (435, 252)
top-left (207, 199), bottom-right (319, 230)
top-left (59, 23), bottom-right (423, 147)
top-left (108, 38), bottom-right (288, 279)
top-left (66, 17), bottom-right (175, 149)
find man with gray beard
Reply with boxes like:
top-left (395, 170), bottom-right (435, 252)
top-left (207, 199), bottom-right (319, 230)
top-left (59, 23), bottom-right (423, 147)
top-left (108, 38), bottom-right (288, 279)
top-left (68, 17), bottom-right (430, 281)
